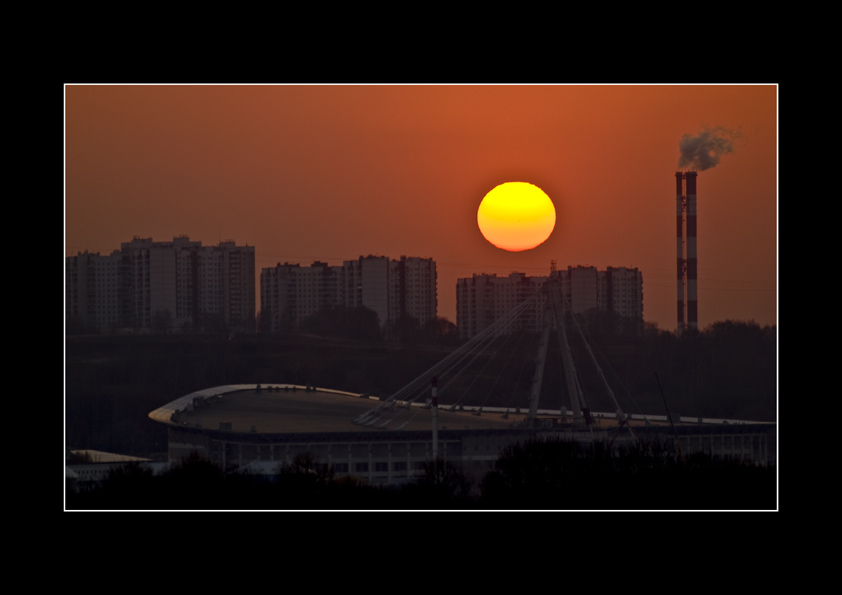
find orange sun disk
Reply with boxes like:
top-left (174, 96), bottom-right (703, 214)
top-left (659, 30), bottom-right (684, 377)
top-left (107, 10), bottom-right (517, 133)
top-left (477, 182), bottom-right (556, 251)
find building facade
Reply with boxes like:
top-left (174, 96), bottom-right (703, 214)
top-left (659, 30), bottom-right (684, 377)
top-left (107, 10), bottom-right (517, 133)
top-left (390, 256), bottom-right (438, 325)
top-left (260, 261), bottom-right (344, 332)
top-left (456, 266), bottom-right (643, 339)
top-left (66, 236), bottom-right (255, 333)
top-left (456, 272), bottom-right (546, 339)
top-left (260, 255), bottom-right (437, 334)
top-left (66, 250), bottom-right (126, 333)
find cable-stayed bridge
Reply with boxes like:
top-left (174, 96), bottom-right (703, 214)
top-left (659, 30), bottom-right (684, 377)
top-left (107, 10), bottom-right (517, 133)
top-left (353, 277), bottom-right (643, 440)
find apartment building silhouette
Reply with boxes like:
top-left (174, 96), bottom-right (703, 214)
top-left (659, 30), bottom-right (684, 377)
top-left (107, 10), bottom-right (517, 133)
top-left (66, 236), bottom-right (255, 333)
top-left (456, 266), bottom-right (643, 339)
top-left (260, 255), bottom-right (437, 333)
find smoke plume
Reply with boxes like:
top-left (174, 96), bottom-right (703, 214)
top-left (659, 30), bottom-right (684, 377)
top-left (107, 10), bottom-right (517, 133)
top-left (678, 126), bottom-right (741, 171)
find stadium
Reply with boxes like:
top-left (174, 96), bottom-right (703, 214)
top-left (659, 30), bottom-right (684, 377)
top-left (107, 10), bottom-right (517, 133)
top-left (148, 382), bottom-right (775, 485)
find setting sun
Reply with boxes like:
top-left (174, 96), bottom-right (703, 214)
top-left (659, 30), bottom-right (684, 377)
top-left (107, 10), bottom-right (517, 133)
top-left (477, 182), bottom-right (556, 251)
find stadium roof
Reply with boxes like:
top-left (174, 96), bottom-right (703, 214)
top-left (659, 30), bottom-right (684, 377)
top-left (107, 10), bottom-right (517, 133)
top-left (149, 384), bottom-right (525, 435)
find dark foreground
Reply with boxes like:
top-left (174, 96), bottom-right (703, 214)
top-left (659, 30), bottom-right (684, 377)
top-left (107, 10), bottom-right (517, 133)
top-left (66, 440), bottom-right (777, 511)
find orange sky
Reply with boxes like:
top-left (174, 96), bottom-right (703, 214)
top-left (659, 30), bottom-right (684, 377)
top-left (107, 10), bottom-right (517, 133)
top-left (64, 84), bottom-right (778, 332)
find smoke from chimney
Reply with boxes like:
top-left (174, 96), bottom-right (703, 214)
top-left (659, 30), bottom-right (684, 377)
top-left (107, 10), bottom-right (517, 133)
top-left (678, 126), bottom-right (741, 171)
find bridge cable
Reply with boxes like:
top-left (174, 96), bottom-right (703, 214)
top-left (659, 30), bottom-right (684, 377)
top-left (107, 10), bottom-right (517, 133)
top-left (353, 293), bottom-right (541, 428)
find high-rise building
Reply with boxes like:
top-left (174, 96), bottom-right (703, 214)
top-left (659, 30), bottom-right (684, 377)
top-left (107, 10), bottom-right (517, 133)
top-left (601, 266), bottom-right (644, 321)
top-left (390, 256), bottom-right (438, 326)
top-left (456, 272), bottom-right (546, 339)
top-left (260, 255), bottom-right (437, 334)
top-left (66, 249), bottom-right (125, 333)
top-left (260, 261), bottom-right (344, 331)
top-left (351, 255), bottom-right (391, 328)
top-left (456, 266), bottom-right (643, 339)
top-left (66, 236), bottom-right (255, 333)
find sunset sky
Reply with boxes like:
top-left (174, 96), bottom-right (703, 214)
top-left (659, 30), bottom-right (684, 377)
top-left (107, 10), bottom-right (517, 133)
top-left (64, 84), bottom-right (778, 332)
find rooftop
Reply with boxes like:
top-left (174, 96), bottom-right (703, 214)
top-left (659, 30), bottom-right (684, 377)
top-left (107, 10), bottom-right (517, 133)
top-left (149, 384), bottom-right (525, 435)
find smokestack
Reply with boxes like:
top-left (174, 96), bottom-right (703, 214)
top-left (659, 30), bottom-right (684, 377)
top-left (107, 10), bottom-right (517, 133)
top-left (686, 172), bottom-right (698, 332)
top-left (674, 127), bottom-right (739, 334)
top-left (675, 171), bottom-right (698, 335)
top-left (676, 173), bottom-right (685, 333)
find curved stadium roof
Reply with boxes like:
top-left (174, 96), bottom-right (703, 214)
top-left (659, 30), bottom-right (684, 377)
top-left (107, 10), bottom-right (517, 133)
top-left (149, 384), bottom-right (523, 435)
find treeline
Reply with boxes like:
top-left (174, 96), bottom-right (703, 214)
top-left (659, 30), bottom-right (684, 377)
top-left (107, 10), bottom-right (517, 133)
top-left (600, 318), bottom-right (777, 423)
top-left (66, 439), bottom-right (776, 510)
top-left (297, 306), bottom-right (459, 345)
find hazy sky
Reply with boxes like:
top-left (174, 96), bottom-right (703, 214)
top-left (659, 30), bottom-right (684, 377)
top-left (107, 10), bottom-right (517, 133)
top-left (64, 84), bottom-right (778, 332)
